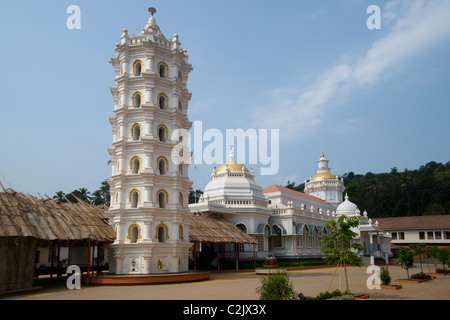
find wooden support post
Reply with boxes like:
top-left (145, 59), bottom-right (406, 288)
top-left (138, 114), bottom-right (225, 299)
top-left (56, 244), bottom-right (60, 279)
top-left (97, 244), bottom-right (101, 275)
top-left (235, 243), bottom-right (239, 273)
top-left (193, 242), bottom-right (197, 271)
top-left (68, 245), bottom-right (71, 266)
top-left (50, 244), bottom-right (55, 280)
top-left (217, 243), bottom-right (220, 273)
top-left (86, 240), bottom-right (91, 283)
top-left (253, 244), bottom-right (256, 271)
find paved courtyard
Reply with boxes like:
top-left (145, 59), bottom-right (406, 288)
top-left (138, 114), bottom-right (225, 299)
top-left (3, 264), bottom-right (449, 300)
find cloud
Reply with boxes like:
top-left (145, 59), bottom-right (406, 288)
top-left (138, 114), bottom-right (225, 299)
top-left (251, 0), bottom-right (450, 140)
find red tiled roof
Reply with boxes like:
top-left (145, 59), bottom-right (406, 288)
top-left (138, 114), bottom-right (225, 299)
top-left (263, 184), bottom-right (330, 205)
top-left (376, 215), bottom-right (450, 230)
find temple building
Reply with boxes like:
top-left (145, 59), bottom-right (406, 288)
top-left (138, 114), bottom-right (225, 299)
top-left (190, 151), bottom-right (391, 264)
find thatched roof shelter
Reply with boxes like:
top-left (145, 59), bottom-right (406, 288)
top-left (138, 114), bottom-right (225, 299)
top-left (0, 188), bottom-right (116, 246)
top-left (189, 213), bottom-right (256, 244)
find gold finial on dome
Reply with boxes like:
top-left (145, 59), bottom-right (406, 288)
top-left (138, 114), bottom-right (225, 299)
top-left (321, 152), bottom-right (324, 158)
top-left (215, 145), bottom-right (250, 174)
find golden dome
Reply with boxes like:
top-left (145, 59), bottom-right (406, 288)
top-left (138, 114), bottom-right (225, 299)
top-left (311, 171), bottom-right (337, 181)
top-left (215, 161), bottom-right (250, 174)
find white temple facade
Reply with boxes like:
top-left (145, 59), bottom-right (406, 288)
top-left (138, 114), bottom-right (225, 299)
top-left (107, 8), bottom-right (193, 274)
top-left (190, 151), bottom-right (391, 263)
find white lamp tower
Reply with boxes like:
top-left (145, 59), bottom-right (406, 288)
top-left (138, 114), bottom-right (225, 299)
top-left (107, 8), bottom-right (193, 274)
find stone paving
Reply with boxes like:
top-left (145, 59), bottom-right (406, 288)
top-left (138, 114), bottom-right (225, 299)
top-left (3, 264), bottom-right (449, 300)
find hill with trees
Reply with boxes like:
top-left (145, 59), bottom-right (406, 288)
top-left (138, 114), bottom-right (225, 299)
top-left (284, 161), bottom-right (450, 218)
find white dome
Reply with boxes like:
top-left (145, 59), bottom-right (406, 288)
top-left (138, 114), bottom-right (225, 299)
top-left (336, 194), bottom-right (360, 217)
top-left (203, 170), bottom-right (266, 203)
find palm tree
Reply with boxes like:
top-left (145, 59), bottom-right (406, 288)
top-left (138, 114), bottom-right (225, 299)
top-left (53, 191), bottom-right (67, 202)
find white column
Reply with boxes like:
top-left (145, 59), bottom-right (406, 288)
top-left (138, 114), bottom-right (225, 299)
top-left (369, 233), bottom-right (375, 265)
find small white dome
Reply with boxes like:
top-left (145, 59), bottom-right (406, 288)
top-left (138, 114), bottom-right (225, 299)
top-left (336, 194), bottom-right (360, 217)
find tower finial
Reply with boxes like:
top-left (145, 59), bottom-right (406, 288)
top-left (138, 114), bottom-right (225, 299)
top-left (229, 145), bottom-right (234, 162)
top-left (321, 152), bottom-right (324, 158)
top-left (148, 7), bottom-right (157, 15)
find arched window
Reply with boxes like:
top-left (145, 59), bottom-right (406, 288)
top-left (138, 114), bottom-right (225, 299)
top-left (158, 192), bottom-right (166, 208)
top-left (158, 226), bottom-right (166, 242)
top-left (159, 159), bottom-right (166, 175)
top-left (179, 164), bottom-right (183, 175)
top-left (133, 60), bottom-right (143, 76)
top-left (177, 71), bottom-right (183, 82)
top-left (157, 189), bottom-right (168, 209)
top-left (179, 224), bottom-right (184, 240)
top-left (130, 225), bottom-right (139, 243)
top-left (179, 192), bottom-right (183, 206)
top-left (236, 223), bottom-right (247, 234)
top-left (155, 221), bottom-right (169, 242)
top-left (158, 61), bottom-right (168, 78)
top-left (178, 101), bottom-right (183, 112)
top-left (131, 123), bottom-right (141, 140)
top-left (130, 189), bottom-right (140, 208)
top-left (158, 93), bottom-right (167, 109)
top-left (131, 156), bottom-right (141, 174)
top-left (156, 156), bottom-right (168, 175)
top-left (158, 126), bottom-right (165, 141)
top-left (272, 225), bottom-right (282, 248)
top-left (132, 91), bottom-right (142, 108)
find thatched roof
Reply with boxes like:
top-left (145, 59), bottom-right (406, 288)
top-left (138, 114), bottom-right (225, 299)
top-left (189, 213), bottom-right (256, 244)
top-left (0, 189), bottom-right (116, 246)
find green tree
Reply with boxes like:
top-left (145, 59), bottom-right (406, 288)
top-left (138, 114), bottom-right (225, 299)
top-left (91, 179), bottom-right (110, 206)
top-left (53, 190), bottom-right (67, 202)
top-left (256, 272), bottom-right (297, 300)
top-left (321, 215), bottom-right (364, 292)
top-left (284, 180), bottom-right (304, 192)
top-left (409, 243), bottom-right (426, 273)
top-left (65, 187), bottom-right (91, 203)
top-left (189, 188), bottom-right (203, 204)
top-left (436, 247), bottom-right (449, 271)
top-left (396, 247), bottom-right (415, 279)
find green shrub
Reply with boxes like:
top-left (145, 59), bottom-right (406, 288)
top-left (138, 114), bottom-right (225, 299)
top-left (256, 272), bottom-right (298, 300)
top-left (304, 289), bottom-right (350, 300)
top-left (380, 266), bottom-right (391, 286)
top-left (328, 294), bottom-right (355, 300)
top-left (411, 272), bottom-right (431, 280)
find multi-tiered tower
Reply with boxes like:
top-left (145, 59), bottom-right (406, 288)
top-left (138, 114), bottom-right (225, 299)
top-left (304, 153), bottom-right (345, 207)
top-left (107, 8), bottom-right (193, 274)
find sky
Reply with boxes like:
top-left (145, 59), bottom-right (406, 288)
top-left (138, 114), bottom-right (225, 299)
top-left (0, 0), bottom-right (449, 197)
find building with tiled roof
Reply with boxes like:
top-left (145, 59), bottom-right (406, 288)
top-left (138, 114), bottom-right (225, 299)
top-left (376, 215), bottom-right (450, 248)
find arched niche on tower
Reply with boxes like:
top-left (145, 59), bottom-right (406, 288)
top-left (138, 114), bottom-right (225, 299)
top-left (155, 221), bottom-right (170, 242)
top-left (130, 155), bottom-right (142, 174)
top-left (156, 156), bottom-right (169, 175)
top-left (131, 91), bottom-right (143, 108)
top-left (132, 59), bottom-right (143, 76)
top-left (156, 188), bottom-right (169, 208)
top-left (131, 123), bottom-right (142, 140)
top-left (157, 92), bottom-right (169, 109)
top-left (157, 61), bottom-right (169, 78)
top-left (127, 222), bottom-right (142, 243)
top-left (129, 188), bottom-right (141, 208)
